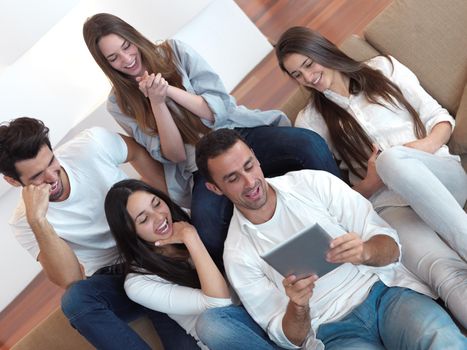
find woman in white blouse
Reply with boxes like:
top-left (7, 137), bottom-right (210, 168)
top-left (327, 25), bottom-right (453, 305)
top-left (104, 179), bottom-right (281, 349)
top-left (275, 26), bottom-right (467, 328)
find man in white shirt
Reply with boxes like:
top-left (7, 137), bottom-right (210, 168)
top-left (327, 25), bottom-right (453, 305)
top-left (194, 128), bottom-right (466, 350)
top-left (0, 117), bottom-right (199, 350)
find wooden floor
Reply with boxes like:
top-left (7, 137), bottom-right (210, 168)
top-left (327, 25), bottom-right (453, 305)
top-left (0, 1), bottom-right (392, 349)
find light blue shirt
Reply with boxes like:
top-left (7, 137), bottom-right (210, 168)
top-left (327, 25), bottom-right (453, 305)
top-left (108, 39), bottom-right (290, 208)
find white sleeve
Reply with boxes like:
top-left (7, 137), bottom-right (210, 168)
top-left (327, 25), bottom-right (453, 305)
top-left (375, 56), bottom-right (455, 133)
top-left (124, 273), bottom-right (231, 315)
top-left (297, 170), bottom-right (400, 253)
top-left (9, 202), bottom-right (40, 260)
top-left (84, 127), bottom-right (128, 166)
top-left (224, 245), bottom-right (304, 349)
top-left (295, 104), bottom-right (336, 155)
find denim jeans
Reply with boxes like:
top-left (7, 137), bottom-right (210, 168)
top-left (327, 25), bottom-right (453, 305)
top-left (196, 305), bottom-right (284, 350)
top-left (191, 126), bottom-right (341, 267)
top-left (316, 281), bottom-right (467, 350)
top-left (61, 270), bottom-right (198, 350)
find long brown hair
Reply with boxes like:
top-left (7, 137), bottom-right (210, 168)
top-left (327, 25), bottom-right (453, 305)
top-left (276, 27), bottom-right (426, 177)
top-left (83, 13), bottom-right (209, 145)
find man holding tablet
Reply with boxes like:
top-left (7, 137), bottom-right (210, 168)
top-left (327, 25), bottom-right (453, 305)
top-left (194, 129), bottom-right (466, 350)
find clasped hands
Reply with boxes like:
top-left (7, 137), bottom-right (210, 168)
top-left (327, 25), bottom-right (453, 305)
top-left (137, 71), bottom-right (169, 104)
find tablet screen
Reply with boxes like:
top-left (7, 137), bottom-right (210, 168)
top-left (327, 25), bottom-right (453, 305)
top-left (260, 223), bottom-right (341, 279)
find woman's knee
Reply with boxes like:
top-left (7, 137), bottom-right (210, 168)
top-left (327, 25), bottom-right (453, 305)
top-left (375, 146), bottom-right (419, 185)
top-left (375, 146), bottom-right (406, 172)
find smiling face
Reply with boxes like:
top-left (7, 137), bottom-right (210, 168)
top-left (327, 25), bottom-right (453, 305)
top-left (12, 145), bottom-right (69, 202)
top-left (126, 190), bottom-right (173, 243)
top-left (98, 33), bottom-right (145, 77)
top-left (205, 140), bottom-right (276, 223)
top-left (283, 52), bottom-right (345, 94)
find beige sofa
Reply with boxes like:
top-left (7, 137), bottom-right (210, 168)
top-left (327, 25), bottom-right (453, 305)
top-left (11, 0), bottom-right (467, 349)
top-left (282, 0), bottom-right (467, 171)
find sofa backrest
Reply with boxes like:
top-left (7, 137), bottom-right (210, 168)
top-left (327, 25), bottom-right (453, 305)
top-left (362, 0), bottom-right (467, 115)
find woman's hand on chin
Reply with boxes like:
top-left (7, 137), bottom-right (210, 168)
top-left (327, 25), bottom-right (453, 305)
top-left (155, 221), bottom-right (198, 246)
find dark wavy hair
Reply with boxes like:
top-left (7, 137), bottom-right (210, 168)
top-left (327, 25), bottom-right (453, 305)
top-left (105, 179), bottom-right (200, 288)
top-left (276, 26), bottom-right (426, 178)
top-left (195, 128), bottom-right (247, 183)
top-left (0, 117), bottom-right (52, 182)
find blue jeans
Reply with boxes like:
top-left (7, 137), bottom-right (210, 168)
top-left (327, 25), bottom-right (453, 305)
top-left (316, 281), bottom-right (467, 350)
top-left (61, 270), bottom-right (198, 350)
top-left (191, 126), bottom-right (341, 267)
top-left (196, 305), bottom-right (283, 349)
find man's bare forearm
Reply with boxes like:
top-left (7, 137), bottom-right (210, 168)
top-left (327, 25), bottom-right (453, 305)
top-left (282, 301), bottom-right (311, 346)
top-left (363, 234), bottom-right (399, 266)
top-left (31, 218), bottom-right (84, 288)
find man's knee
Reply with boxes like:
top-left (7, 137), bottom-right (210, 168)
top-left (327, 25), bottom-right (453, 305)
top-left (196, 308), bottom-right (227, 345)
top-left (61, 279), bottom-right (99, 319)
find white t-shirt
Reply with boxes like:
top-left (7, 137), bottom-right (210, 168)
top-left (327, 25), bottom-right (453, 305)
top-left (125, 273), bottom-right (232, 349)
top-left (10, 127), bottom-right (129, 276)
top-left (224, 170), bottom-right (432, 350)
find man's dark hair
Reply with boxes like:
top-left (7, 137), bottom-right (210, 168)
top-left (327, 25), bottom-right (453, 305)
top-left (195, 128), bottom-right (248, 183)
top-left (0, 117), bottom-right (52, 181)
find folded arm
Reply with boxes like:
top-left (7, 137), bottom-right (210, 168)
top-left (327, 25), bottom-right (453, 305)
top-left (23, 184), bottom-right (84, 288)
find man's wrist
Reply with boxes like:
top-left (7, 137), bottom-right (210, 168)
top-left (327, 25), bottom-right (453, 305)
top-left (290, 300), bottom-right (310, 316)
top-left (28, 216), bottom-right (50, 231)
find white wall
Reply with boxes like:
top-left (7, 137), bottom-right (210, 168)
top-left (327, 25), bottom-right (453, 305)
top-left (0, 0), bottom-right (271, 311)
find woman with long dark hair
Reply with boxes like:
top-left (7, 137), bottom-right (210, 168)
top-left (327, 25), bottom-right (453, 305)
top-left (104, 179), bottom-right (283, 350)
top-left (83, 13), bottom-right (341, 268)
top-left (275, 26), bottom-right (467, 329)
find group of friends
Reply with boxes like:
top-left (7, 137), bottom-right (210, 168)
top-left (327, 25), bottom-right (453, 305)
top-left (1, 13), bottom-right (466, 350)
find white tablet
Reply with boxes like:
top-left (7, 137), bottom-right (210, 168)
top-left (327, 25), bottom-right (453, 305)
top-left (260, 223), bottom-right (341, 279)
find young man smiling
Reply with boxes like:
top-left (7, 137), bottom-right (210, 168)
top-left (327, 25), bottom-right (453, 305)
top-left (194, 128), bottom-right (466, 350)
top-left (0, 117), bottom-right (199, 350)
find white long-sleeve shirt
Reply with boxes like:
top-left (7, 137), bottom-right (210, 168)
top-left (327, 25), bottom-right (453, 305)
top-left (295, 56), bottom-right (460, 209)
top-left (224, 170), bottom-right (432, 349)
top-left (125, 272), bottom-right (232, 349)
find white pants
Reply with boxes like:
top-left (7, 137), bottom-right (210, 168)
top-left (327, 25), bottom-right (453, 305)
top-left (379, 206), bottom-right (467, 328)
top-left (376, 145), bottom-right (467, 327)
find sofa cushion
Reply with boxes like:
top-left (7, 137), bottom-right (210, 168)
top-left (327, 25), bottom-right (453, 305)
top-left (363, 0), bottom-right (467, 114)
top-left (339, 34), bottom-right (380, 62)
top-left (280, 87), bottom-right (311, 124)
